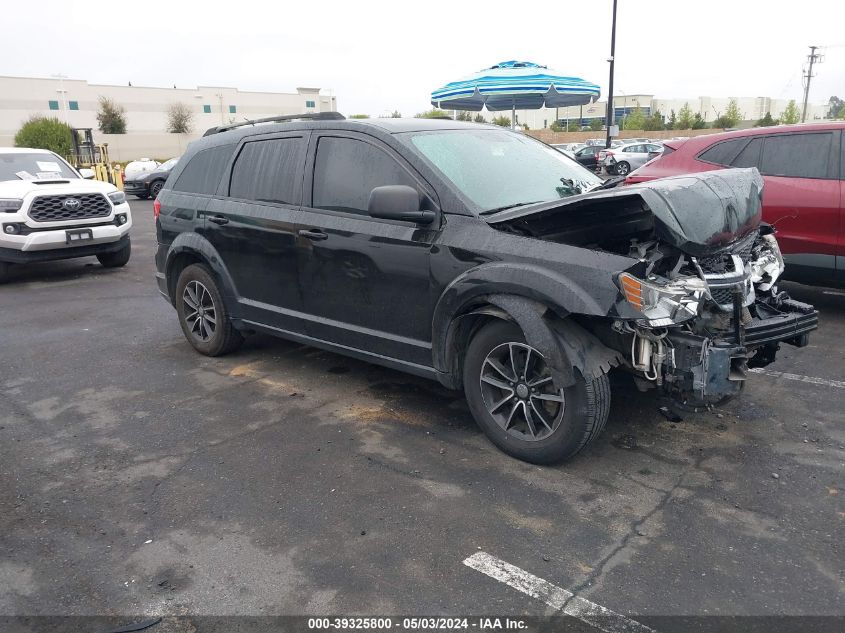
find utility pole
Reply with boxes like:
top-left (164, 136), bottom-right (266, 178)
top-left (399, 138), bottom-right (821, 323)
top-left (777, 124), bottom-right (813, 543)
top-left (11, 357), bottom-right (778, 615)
top-left (801, 45), bottom-right (823, 123)
top-left (605, 0), bottom-right (618, 148)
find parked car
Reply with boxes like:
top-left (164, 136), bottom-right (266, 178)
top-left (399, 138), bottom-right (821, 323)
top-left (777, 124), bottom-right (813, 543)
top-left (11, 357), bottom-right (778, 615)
top-left (124, 157), bottom-right (180, 199)
top-left (550, 145), bottom-right (576, 160)
top-left (625, 122), bottom-right (844, 287)
top-left (600, 142), bottom-right (663, 176)
top-left (552, 143), bottom-right (583, 153)
top-left (572, 144), bottom-right (605, 169)
top-left (0, 147), bottom-right (132, 282)
top-left (154, 115), bottom-right (816, 464)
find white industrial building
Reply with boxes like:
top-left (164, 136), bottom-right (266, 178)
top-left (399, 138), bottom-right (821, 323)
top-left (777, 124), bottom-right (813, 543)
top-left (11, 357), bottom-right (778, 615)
top-left (490, 94), bottom-right (831, 130)
top-left (0, 75), bottom-right (337, 134)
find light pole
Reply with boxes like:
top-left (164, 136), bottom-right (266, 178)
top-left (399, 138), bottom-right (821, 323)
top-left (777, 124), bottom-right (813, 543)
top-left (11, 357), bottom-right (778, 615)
top-left (604, 0), bottom-right (618, 148)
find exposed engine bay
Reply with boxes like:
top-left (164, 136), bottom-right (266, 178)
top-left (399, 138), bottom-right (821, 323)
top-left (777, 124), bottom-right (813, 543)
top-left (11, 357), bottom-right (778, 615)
top-left (487, 168), bottom-right (818, 406)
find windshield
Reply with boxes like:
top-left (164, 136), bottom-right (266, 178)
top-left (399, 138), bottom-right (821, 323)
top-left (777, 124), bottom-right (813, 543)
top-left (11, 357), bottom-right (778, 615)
top-left (403, 129), bottom-right (602, 214)
top-left (159, 157), bottom-right (179, 170)
top-left (0, 152), bottom-right (78, 181)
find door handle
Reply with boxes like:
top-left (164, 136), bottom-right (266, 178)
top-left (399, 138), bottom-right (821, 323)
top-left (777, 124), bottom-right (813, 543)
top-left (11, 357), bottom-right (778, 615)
top-left (208, 215), bottom-right (229, 225)
top-left (299, 229), bottom-right (328, 241)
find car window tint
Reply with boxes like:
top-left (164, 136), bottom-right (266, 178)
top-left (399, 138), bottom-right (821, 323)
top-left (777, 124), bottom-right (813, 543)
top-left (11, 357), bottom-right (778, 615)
top-left (698, 138), bottom-right (748, 166)
top-left (172, 144), bottom-right (234, 194)
top-left (230, 137), bottom-right (304, 204)
top-left (730, 138), bottom-right (763, 168)
top-left (759, 133), bottom-right (832, 179)
top-left (313, 137), bottom-right (416, 214)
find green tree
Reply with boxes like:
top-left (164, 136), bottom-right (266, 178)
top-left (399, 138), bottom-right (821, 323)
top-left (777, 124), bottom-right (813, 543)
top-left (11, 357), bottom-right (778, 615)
top-left (643, 110), bottom-right (665, 131)
top-left (348, 114), bottom-right (370, 119)
top-left (622, 106), bottom-right (646, 130)
top-left (415, 108), bottom-right (450, 119)
top-left (166, 102), bottom-right (194, 133)
top-left (14, 116), bottom-right (73, 156)
top-left (491, 115), bottom-right (511, 127)
top-left (755, 112), bottom-right (776, 127)
top-left (724, 98), bottom-right (742, 126)
top-left (836, 104), bottom-right (845, 120)
top-left (549, 121), bottom-right (564, 132)
top-left (780, 100), bottom-right (800, 124)
top-left (473, 114), bottom-right (486, 123)
top-left (676, 103), bottom-right (694, 129)
top-left (827, 96), bottom-right (843, 119)
top-left (588, 118), bottom-right (604, 131)
top-left (96, 96), bottom-right (127, 134)
top-left (691, 113), bottom-right (707, 129)
top-left (390, 110), bottom-right (401, 118)
top-left (666, 109), bottom-right (677, 130)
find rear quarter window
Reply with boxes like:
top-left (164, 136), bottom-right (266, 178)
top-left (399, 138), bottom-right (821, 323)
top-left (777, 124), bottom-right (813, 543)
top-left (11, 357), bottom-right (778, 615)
top-left (229, 137), bottom-right (305, 204)
top-left (172, 144), bottom-right (235, 194)
top-left (697, 138), bottom-right (748, 166)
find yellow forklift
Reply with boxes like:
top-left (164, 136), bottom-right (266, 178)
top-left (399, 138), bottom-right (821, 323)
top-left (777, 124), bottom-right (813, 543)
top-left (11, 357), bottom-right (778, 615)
top-left (67, 128), bottom-right (123, 189)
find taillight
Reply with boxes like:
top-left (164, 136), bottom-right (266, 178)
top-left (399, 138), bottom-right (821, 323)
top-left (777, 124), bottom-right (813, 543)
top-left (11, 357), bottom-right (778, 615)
top-left (153, 198), bottom-right (161, 219)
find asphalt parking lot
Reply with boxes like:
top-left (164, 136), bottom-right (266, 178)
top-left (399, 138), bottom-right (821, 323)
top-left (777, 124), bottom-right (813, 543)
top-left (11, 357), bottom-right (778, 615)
top-left (1, 199), bottom-right (843, 627)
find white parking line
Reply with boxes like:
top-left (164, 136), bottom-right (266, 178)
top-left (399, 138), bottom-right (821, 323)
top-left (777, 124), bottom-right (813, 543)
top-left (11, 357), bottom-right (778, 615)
top-left (463, 551), bottom-right (655, 633)
top-left (748, 368), bottom-right (845, 389)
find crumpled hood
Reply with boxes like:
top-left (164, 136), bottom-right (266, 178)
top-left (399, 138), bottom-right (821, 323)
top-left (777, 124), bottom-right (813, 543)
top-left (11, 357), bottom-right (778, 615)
top-left (486, 168), bottom-right (764, 257)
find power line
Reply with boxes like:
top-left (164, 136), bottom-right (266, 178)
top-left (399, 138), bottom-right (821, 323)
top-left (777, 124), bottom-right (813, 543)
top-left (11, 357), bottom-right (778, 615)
top-left (801, 45), bottom-right (823, 122)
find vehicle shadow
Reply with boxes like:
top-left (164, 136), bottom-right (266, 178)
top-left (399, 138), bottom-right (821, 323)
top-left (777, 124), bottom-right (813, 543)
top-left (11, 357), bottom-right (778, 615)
top-left (0, 257), bottom-right (120, 286)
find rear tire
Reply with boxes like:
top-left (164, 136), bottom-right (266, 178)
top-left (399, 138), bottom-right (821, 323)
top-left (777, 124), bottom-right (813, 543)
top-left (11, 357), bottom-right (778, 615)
top-left (615, 161), bottom-right (631, 176)
top-left (96, 239), bottom-right (131, 268)
top-left (175, 263), bottom-right (243, 356)
top-left (462, 321), bottom-right (610, 464)
top-left (135, 194), bottom-right (149, 200)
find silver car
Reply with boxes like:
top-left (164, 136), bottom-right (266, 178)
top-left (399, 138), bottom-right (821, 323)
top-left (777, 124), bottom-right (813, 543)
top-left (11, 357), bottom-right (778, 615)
top-left (600, 142), bottom-right (663, 176)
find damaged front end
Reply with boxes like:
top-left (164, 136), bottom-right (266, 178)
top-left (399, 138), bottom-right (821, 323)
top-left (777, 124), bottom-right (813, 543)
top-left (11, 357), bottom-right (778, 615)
top-left (487, 168), bottom-right (819, 407)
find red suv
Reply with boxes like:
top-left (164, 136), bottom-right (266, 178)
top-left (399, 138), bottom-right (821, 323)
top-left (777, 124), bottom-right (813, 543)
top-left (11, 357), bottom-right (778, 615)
top-left (626, 123), bottom-right (844, 287)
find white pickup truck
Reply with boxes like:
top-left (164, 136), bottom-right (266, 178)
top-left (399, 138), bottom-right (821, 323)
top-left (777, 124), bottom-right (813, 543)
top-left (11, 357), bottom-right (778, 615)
top-left (0, 147), bottom-right (132, 282)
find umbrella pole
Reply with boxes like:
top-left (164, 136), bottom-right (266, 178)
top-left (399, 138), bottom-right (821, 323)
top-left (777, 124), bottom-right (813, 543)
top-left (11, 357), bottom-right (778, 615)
top-left (511, 101), bottom-right (515, 130)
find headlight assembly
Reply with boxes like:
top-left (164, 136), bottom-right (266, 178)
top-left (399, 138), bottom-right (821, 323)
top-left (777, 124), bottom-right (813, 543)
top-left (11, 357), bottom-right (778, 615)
top-left (618, 273), bottom-right (708, 327)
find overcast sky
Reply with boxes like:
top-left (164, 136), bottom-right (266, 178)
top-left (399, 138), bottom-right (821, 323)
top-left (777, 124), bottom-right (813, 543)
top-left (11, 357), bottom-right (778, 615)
top-left (3, 1), bottom-right (844, 116)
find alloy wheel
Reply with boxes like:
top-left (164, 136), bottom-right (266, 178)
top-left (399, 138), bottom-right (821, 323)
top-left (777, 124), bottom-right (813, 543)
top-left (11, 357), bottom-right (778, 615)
top-left (479, 342), bottom-right (565, 441)
top-left (182, 280), bottom-right (217, 342)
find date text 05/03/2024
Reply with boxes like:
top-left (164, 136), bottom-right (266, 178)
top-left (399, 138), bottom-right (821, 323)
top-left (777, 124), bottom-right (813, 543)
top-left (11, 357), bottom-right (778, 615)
top-left (307, 617), bottom-right (528, 630)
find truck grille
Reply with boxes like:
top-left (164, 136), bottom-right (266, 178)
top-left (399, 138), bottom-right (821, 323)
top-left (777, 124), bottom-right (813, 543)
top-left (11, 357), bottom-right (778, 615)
top-left (28, 193), bottom-right (111, 222)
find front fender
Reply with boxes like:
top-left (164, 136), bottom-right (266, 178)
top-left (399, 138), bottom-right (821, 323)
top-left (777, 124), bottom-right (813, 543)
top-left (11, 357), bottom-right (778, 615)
top-left (432, 262), bottom-right (607, 378)
top-left (164, 232), bottom-right (238, 308)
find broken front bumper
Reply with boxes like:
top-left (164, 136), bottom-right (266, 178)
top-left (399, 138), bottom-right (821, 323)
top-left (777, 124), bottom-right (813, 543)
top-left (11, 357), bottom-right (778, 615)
top-left (662, 299), bottom-right (818, 406)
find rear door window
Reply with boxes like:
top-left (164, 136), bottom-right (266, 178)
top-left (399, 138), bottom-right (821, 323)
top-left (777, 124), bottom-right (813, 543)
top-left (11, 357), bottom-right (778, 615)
top-left (312, 137), bottom-right (416, 215)
top-left (171, 144), bottom-right (234, 194)
top-left (758, 133), bottom-right (833, 179)
top-left (229, 137), bottom-right (305, 204)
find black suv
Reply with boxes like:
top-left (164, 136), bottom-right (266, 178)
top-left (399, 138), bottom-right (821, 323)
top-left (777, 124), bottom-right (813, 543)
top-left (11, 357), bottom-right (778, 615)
top-left (154, 114), bottom-right (817, 464)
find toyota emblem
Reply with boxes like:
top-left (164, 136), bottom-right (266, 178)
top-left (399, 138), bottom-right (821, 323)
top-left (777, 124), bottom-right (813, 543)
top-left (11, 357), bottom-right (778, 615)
top-left (63, 198), bottom-right (81, 211)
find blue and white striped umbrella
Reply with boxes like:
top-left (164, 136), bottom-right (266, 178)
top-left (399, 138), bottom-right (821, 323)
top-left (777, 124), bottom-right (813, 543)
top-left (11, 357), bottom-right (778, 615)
top-left (431, 60), bottom-right (601, 112)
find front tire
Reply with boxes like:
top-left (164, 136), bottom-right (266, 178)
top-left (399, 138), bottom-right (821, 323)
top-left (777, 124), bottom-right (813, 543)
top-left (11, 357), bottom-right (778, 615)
top-left (0, 261), bottom-right (10, 284)
top-left (463, 321), bottom-right (610, 464)
top-left (150, 180), bottom-right (164, 198)
top-left (97, 239), bottom-right (131, 268)
top-left (175, 263), bottom-right (243, 356)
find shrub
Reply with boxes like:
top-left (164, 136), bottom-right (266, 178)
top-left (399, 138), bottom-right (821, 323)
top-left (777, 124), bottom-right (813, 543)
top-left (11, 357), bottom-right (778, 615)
top-left (14, 117), bottom-right (73, 156)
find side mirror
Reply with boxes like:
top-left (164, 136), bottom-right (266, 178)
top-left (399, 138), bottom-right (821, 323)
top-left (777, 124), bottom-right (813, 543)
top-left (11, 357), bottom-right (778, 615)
top-left (79, 168), bottom-right (96, 179)
top-left (368, 185), bottom-right (435, 224)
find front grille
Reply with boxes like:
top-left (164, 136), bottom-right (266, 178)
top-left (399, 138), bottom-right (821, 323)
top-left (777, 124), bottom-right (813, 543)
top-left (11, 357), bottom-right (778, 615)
top-left (709, 286), bottom-right (735, 305)
top-left (698, 230), bottom-right (759, 274)
top-left (28, 193), bottom-right (111, 222)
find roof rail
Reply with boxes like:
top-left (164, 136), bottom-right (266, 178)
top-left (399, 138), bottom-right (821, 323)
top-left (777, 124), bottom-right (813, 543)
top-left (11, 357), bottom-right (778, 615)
top-left (203, 111), bottom-right (346, 136)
